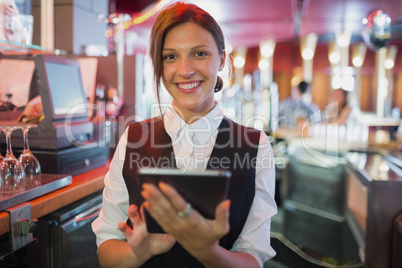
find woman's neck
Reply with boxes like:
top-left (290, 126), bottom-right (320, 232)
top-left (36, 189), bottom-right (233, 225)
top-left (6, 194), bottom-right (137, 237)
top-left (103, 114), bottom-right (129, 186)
top-left (171, 102), bottom-right (217, 124)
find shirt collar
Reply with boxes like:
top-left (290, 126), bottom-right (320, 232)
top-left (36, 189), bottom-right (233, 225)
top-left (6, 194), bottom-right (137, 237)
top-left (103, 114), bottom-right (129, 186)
top-left (163, 102), bottom-right (224, 144)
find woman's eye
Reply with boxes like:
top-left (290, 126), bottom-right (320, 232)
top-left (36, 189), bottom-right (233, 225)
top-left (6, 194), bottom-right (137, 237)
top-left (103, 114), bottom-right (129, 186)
top-left (163, 54), bottom-right (175, 61)
top-left (194, 51), bottom-right (208, 58)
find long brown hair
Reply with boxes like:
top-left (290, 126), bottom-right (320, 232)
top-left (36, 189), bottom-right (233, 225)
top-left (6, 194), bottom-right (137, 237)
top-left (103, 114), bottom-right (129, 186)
top-left (149, 2), bottom-right (225, 107)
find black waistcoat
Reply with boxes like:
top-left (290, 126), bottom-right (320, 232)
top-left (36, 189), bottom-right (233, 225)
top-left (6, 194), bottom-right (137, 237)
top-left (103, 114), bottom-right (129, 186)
top-left (122, 116), bottom-right (260, 268)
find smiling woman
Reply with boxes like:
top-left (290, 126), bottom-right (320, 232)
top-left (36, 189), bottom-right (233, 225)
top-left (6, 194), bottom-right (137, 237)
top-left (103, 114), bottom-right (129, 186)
top-left (161, 22), bottom-right (225, 122)
top-left (92, 2), bottom-right (277, 268)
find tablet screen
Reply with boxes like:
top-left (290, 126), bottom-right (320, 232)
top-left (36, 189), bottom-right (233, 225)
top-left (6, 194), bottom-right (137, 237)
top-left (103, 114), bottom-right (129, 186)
top-left (138, 168), bottom-right (231, 233)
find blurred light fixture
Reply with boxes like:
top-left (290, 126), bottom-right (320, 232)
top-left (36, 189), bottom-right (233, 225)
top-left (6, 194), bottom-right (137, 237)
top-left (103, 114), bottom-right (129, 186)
top-left (300, 33), bottom-right (318, 60)
top-left (385, 45), bottom-right (397, 69)
top-left (353, 57), bottom-right (363, 67)
top-left (260, 39), bottom-right (276, 57)
top-left (362, 10), bottom-right (392, 50)
top-left (226, 42), bottom-right (233, 54)
top-left (336, 31), bottom-right (351, 47)
top-left (226, 108), bottom-right (236, 118)
top-left (243, 73), bottom-right (252, 91)
top-left (302, 49), bottom-right (314, 60)
top-left (105, 0), bottom-right (170, 38)
top-left (234, 56), bottom-right (245, 68)
top-left (84, 44), bottom-right (108, 56)
top-left (328, 41), bottom-right (341, 64)
top-left (300, 33), bottom-right (318, 82)
top-left (385, 59), bottom-right (394, 69)
top-left (291, 76), bottom-right (301, 87)
top-left (379, 79), bottom-right (389, 98)
top-left (329, 53), bottom-right (341, 64)
top-left (332, 75), bottom-right (342, 89)
top-left (233, 47), bottom-right (247, 69)
top-left (333, 66), bottom-right (341, 76)
top-left (352, 43), bottom-right (367, 68)
top-left (342, 75), bottom-right (355, 91)
top-left (258, 59), bottom-right (269, 70)
top-left (342, 66), bottom-right (355, 75)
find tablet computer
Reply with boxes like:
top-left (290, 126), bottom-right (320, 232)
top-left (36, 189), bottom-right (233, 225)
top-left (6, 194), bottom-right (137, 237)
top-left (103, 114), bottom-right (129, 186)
top-left (138, 168), bottom-right (231, 233)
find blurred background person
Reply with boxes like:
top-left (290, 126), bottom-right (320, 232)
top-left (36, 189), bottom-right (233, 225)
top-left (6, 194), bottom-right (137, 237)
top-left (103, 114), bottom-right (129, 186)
top-left (0, 0), bottom-right (18, 41)
top-left (326, 88), bottom-right (353, 125)
top-left (278, 80), bottom-right (320, 131)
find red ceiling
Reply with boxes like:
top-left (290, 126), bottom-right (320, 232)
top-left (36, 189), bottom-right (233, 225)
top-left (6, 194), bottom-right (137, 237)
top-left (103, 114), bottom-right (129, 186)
top-left (124, 0), bottom-right (402, 53)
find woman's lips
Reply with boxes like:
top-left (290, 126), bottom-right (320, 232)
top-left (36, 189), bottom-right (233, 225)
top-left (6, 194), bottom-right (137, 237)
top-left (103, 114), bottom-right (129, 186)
top-left (176, 81), bottom-right (202, 94)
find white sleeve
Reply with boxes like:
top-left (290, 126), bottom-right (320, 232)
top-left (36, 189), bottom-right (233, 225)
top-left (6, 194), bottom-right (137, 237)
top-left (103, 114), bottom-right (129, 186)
top-left (231, 131), bottom-right (277, 267)
top-left (92, 127), bottom-right (130, 248)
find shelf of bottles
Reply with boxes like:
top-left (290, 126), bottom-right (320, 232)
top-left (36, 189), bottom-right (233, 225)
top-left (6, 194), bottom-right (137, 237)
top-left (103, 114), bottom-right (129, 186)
top-left (0, 39), bottom-right (66, 55)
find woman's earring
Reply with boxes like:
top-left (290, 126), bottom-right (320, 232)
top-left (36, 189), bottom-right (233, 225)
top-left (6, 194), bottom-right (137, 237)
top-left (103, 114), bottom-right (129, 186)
top-left (214, 76), bottom-right (223, 93)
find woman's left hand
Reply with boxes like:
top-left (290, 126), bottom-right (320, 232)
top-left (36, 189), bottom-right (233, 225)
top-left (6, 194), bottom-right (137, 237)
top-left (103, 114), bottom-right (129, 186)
top-left (141, 182), bottom-right (230, 256)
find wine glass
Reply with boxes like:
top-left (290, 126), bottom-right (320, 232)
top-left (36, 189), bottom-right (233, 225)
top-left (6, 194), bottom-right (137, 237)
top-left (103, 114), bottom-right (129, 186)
top-left (0, 126), bottom-right (25, 194)
top-left (17, 125), bottom-right (41, 189)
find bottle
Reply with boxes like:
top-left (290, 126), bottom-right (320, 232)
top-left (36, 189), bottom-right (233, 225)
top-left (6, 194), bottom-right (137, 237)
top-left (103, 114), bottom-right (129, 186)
top-left (94, 84), bottom-right (106, 144)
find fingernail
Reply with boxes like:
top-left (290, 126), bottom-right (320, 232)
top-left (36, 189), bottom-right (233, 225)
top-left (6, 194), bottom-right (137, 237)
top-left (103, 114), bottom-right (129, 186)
top-left (158, 182), bottom-right (168, 193)
top-left (223, 200), bottom-right (231, 210)
top-left (129, 204), bottom-right (138, 211)
top-left (143, 201), bottom-right (150, 209)
top-left (141, 190), bottom-right (150, 199)
top-left (142, 183), bottom-right (152, 190)
top-left (117, 221), bottom-right (126, 230)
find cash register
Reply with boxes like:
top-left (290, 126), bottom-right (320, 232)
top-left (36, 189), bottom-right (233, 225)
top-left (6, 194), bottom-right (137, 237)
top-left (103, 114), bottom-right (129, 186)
top-left (1, 54), bottom-right (109, 175)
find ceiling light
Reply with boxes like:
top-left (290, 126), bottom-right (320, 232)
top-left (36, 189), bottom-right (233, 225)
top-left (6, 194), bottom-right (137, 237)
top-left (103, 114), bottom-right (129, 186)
top-left (352, 57), bottom-right (363, 67)
top-left (300, 33), bottom-right (318, 60)
top-left (234, 56), bottom-right (245, 68)
top-left (261, 46), bottom-right (274, 57)
top-left (302, 49), bottom-right (314, 60)
top-left (385, 59), bottom-right (394, 69)
top-left (336, 32), bottom-right (351, 47)
top-left (352, 43), bottom-right (367, 67)
top-left (260, 39), bottom-right (276, 58)
top-left (258, 59), bottom-right (269, 70)
top-left (385, 45), bottom-right (397, 69)
top-left (329, 53), bottom-right (340, 64)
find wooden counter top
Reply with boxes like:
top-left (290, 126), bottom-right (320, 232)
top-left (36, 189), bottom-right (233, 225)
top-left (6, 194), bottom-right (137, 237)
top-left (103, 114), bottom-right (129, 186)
top-left (0, 164), bottom-right (108, 236)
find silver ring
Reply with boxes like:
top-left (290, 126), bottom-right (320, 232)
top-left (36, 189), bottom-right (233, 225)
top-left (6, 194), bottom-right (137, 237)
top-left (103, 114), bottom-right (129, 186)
top-left (177, 203), bottom-right (192, 218)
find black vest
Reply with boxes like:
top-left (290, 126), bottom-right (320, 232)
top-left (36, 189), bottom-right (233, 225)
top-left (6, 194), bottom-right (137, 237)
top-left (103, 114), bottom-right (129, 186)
top-left (122, 116), bottom-right (260, 267)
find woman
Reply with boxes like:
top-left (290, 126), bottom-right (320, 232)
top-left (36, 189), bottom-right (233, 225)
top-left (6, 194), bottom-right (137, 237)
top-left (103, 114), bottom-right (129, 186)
top-left (327, 88), bottom-right (352, 125)
top-left (92, 2), bottom-right (277, 267)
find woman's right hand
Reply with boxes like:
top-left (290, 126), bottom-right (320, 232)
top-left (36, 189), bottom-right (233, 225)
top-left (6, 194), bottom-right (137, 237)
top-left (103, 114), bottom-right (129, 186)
top-left (118, 204), bottom-right (176, 264)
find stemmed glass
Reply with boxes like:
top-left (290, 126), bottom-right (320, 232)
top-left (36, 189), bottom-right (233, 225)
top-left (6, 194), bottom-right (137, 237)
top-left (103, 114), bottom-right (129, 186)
top-left (17, 125), bottom-right (41, 189)
top-left (0, 126), bottom-right (25, 194)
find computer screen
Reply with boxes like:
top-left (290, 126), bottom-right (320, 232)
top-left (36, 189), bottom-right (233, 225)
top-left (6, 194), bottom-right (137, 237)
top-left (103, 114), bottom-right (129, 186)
top-left (34, 55), bottom-right (89, 122)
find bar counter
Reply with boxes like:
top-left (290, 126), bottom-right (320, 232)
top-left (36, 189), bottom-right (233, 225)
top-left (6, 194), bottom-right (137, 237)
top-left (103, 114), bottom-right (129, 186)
top-left (345, 150), bottom-right (402, 268)
top-left (0, 164), bottom-right (108, 236)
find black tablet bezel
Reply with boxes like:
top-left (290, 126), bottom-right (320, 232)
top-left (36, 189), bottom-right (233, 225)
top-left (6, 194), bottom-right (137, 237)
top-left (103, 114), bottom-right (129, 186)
top-left (138, 168), bottom-right (231, 233)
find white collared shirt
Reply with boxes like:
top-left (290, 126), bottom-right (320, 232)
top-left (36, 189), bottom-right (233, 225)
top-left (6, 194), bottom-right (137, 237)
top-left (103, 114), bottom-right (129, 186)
top-left (92, 102), bottom-right (277, 267)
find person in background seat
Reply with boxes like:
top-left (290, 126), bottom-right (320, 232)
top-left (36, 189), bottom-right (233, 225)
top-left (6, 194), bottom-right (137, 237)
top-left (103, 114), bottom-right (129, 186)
top-left (278, 81), bottom-right (320, 131)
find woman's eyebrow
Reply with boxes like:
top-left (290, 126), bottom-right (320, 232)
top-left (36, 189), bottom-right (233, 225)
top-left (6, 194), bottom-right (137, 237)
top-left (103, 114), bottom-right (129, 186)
top-left (191, 44), bottom-right (210, 50)
top-left (163, 44), bottom-right (211, 51)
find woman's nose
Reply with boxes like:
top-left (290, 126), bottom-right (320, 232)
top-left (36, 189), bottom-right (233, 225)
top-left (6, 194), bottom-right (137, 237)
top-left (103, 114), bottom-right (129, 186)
top-left (178, 58), bottom-right (195, 78)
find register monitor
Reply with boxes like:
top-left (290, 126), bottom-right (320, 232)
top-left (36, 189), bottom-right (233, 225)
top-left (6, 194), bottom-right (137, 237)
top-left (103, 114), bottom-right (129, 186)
top-left (10, 55), bottom-right (94, 150)
top-left (36, 55), bottom-right (89, 123)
